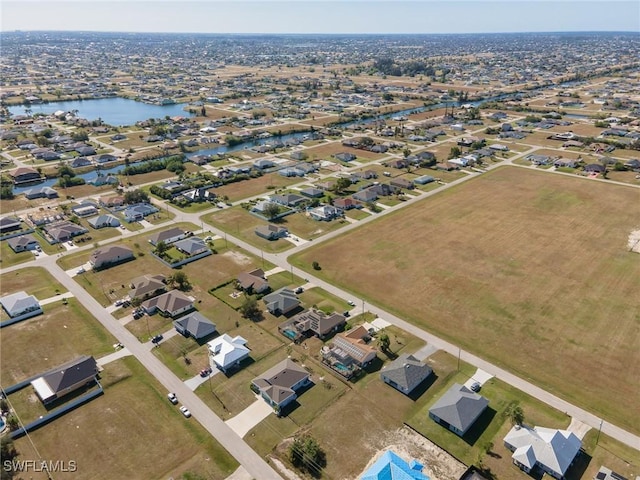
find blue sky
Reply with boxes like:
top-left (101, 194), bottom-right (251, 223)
top-left (2, 1), bottom-right (639, 34)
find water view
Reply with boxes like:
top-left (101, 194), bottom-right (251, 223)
top-left (8, 97), bottom-right (195, 126)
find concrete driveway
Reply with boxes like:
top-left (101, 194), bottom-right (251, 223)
top-left (225, 395), bottom-right (273, 438)
top-left (185, 368), bottom-right (220, 391)
top-left (464, 368), bottom-right (494, 390)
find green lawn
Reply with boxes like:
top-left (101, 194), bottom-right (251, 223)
top-left (13, 357), bottom-right (238, 480)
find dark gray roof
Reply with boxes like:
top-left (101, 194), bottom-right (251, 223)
top-left (429, 383), bottom-right (489, 433)
top-left (381, 354), bottom-right (433, 394)
top-left (41, 355), bottom-right (98, 394)
top-left (263, 288), bottom-right (300, 314)
top-left (173, 237), bottom-right (208, 255)
top-left (173, 312), bottom-right (216, 339)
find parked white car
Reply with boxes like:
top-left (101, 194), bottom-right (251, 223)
top-left (179, 405), bottom-right (191, 417)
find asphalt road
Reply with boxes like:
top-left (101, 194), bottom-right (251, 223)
top-left (32, 256), bottom-right (284, 480)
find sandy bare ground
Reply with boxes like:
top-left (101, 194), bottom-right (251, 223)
top-left (354, 426), bottom-right (467, 480)
top-left (628, 229), bottom-right (640, 253)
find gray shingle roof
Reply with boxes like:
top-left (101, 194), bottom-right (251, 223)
top-left (429, 383), bottom-right (489, 434)
top-left (381, 354), bottom-right (433, 394)
top-left (173, 312), bottom-right (216, 339)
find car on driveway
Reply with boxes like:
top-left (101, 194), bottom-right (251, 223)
top-left (200, 367), bottom-right (212, 377)
top-left (470, 381), bottom-right (481, 392)
top-left (179, 406), bottom-right (191, 418)
top-left (347, 300), bottom-right (356, 306)
top-left (167, 393), bottom-right (178, 404)
top-left (151, 334), bottom-right (163, 344)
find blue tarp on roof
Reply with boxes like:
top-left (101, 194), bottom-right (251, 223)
top-left (361, 451), bottom-right (429, 480)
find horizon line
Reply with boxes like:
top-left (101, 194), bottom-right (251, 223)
top-left (2, 29), bottom-right (638, 35)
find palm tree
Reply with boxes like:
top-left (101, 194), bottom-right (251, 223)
top-left (505, 403), bottom-right (525, 426)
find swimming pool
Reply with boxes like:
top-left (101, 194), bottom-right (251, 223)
top-left (282, 329), bottom-right (297, 340)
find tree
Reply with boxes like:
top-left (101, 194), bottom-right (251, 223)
top-left (377, 331), bottom-right (391, 352)
top-left (333, 177), bottom-right (352, 194)
top-left (154, 241), bottom-right (169, 257)
top-left (312, 261), bottom-right (321, 271)
top-left (123, 189), bottom-right (149, 205)
top-left (505, 402), bottom-right (525, 426)
top-left (289, 435), bottom-right (326, 477)
top-left (239, 296), bottom-right (262, 321)
top-left (6, 415), bottom-right (19, 431)
top-left (448, 146), bottom-right (462, 159)
top-left (1, 437), bottom-right (19, 480)
top-left (263, 202), bottom-right (281, 220)
top-left (168, 271), bottom-right (191, 291)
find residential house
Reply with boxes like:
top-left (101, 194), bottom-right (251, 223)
top-left (71, 203), bottom-right (98, 217)
top-left (333, 197), bottom-right (359, 210)
top-left (96, 154), bottom-right (117, 163)
top-left (0, 291), bottom-right (42, 318)
top-left (624, 159), bottom-right (640, 171)
top-left (390, 178), bottom-right (414, 190)
top-left (90, 245), bottom-right (134, 270)
top-left (334, 152), bottom-right (357, 162)
top-left (76, 146), bottom-right (96, 156)
top-left (271, 193), bottom-right (306, 208)
top-left (207, 334), bottom-right (250, 373)
top-left (526, 154), bottom-right (551, 165)
top-left (300, 187), bottom-right (324, 198)
top-left (99, 195), bottom-right (124, 208)
top-left (173, 312), bottom-right (217, 340)
top-left (315, 180), bottom-right (336, 191)
top-left (23, 186), bottom-right (58, 200)
top-left (129, 274), bottom-right (167, 300)
top-left (387, 158), bottom-right (408, 169)
top-left (70, 156), bottom-right (92, 168)
top-left (429, 383), bottom-right (489, 436)
top-left (7, 234), bottom-right (39, 252)
top-left (553, 158), bottom-right (579, 168)
top-left (489, 144), bottom-right (509, 152)
top-left (279, 309), bottom-right (346, 342)
top-left (360, 450), bottom-right (429, 480)
top-left (504, 425), bottom-right (582, 479)
top-left (324, 325), bottom-right (377, 371)
top-left (253, 158), bottom-right (275, 170)
top-left (414, 175), bottom-right (435, 185)
top-left (173, 237), bottom-right (209, 256)
top-left (353, 187), bottom-right (379, 203)
top-left (251, 358), bottom-right (311, 412)
top-left (380, 354), bottom-right (433, 395)
top-left (290, 151), bottom-right (307, 161)
top-left (30, 356), bottom-right (98, 405)
top-left (237, 269), bottom-right (270, 294)
top-left (308, 205), bottom-right (342, 221)
top-left (123, 203), bottom-right (159, 222)
top-left (87, 214), bottom-right (120, 229)
top-left (263, 288), bottom-right (300, 316)
top-left (0, 216), bottom-right (22, 234)
top-left (585, 164), bottom-right (606, 174)
top-left (353, 170), bottom-right (378, 180)
top-left (148, 227), bottom-right (186, 246)
top-left (255, 224), bottom-right (288, 241)
top-left (87, 174), bottom-right (118, 186)
top-left (44, 221), bottom-right (87, 243)
top-left (141, 289), bottom-right (194, 317)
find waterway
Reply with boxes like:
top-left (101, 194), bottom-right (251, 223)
top-left (8, 98), bottom-right (195, 126)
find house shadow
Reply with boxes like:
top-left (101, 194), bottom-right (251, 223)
top-left (44, 380), bottom-right (100, 411)
top-left (461, 406), bottom-right (497, 446)
top-left (362, 356), bottom-right (385, 374)
top-left (194, 331), bottom-right (219, 346)
top-left (565, 449), bottom-right (592, 480)
top-left (407, 372), bottom-right (438, 401)
top-left (222, 357), bottom-right (255, 378)
top-left (278, 380), bottom-right (316, 417)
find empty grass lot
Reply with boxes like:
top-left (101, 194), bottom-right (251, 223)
top-left (12, 357), bottom-right (238, 480)
top-left (1, 266), bottom-right (67, 300)
top-left (291, 166), bottom-right (640, 434)
top-left (0, 299), bottom-right (116, 386)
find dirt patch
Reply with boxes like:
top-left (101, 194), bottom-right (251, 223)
top-left (269, 452), bottom-right (303, 480)
top-left (222, 250), bottom-right (252, 266)
top-left (355, 426), bottom-right (467, 480)
top-left (628, 229), bottom-right (640, 253)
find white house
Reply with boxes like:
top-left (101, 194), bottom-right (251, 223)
top-left (0, 291), bottom-right (42, 318)
top-left (207, 334), bottom-right (250, 373)
top-left (504, 425), bottom-right (582, 479)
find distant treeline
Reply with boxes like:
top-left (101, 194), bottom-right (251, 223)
top-left (373, 57), bottom-right (441, 77)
